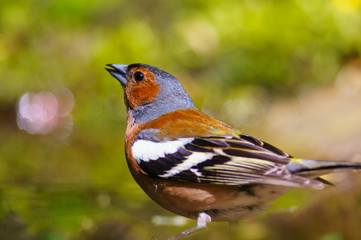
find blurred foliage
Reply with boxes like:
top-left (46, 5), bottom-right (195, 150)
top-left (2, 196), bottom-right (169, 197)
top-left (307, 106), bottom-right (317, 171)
top-left (1, 0), bottom-right (361, 239)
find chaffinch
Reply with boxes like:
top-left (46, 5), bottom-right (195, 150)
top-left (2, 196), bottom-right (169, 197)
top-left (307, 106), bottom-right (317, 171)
top-left (106, 63), bottom-right (361, 240)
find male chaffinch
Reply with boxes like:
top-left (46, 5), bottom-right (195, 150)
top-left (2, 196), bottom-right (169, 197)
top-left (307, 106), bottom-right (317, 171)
top-left (106, 63), bottom-right (361, 240)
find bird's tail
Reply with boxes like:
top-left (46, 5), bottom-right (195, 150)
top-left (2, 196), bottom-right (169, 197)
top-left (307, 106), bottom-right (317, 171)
top-left (287, 159), bottom-right (361, 178)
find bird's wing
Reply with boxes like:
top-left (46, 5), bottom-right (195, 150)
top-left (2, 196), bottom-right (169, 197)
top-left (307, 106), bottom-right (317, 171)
top-left (132, 135), bottom-right (323, 189)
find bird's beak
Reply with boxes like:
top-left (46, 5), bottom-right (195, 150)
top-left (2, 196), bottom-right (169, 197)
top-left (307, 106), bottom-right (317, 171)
top-left (105, 64), bottom-right (128, 86)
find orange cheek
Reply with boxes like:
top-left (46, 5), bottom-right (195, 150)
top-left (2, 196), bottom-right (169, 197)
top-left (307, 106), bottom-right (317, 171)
top-left (126, 82), bottom-right (160, 108)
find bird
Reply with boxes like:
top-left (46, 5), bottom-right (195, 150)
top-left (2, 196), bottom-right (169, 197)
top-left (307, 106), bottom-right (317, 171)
top-left (105, 63), bottom-right (361, 240)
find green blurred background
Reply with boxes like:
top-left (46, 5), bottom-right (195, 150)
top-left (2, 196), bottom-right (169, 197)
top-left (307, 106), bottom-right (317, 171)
top-left (1, 0), bottom-right (361, 239)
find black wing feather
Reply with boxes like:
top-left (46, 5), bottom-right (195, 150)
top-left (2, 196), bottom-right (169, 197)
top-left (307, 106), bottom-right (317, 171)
top-left (137, 135), bottom-right (323, 189)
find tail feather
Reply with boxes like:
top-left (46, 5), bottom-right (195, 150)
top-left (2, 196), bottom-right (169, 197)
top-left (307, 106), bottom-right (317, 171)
top-left (287, 159), bottom-right (361, 178)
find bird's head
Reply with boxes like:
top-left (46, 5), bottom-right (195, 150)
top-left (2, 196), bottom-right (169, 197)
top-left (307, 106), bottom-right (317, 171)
top-left (106, 63), bottom-right (195, 123)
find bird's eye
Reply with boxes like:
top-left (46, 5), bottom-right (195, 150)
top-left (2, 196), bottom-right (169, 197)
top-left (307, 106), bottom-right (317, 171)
top-left (133, 71), bottom-right (145, 82)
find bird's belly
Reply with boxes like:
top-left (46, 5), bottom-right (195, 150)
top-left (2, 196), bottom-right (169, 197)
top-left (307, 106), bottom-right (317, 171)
top-left (138, 175), bottom-right (290, 221)
top-left (204, 184), bottom-right (291, 221)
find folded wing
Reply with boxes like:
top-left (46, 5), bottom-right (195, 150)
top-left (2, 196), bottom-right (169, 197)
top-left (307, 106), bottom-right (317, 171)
top-left (132, 135), bottom-right (324, 189)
